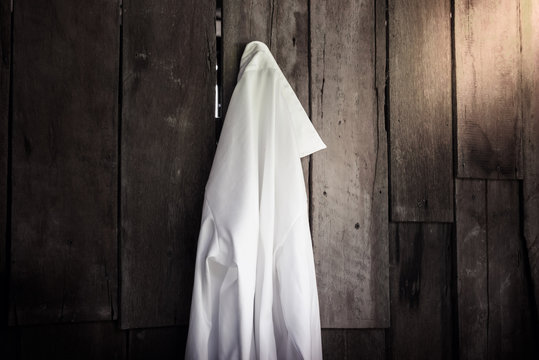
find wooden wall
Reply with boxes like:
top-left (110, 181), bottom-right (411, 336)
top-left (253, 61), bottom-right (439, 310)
top-left (1, 0), bottom-right (215, 358)
top-left (1, 0), bottom-right (538, 359)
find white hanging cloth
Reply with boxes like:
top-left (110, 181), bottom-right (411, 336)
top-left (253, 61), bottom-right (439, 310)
top-left (185, 40), bottom-right (326, 360)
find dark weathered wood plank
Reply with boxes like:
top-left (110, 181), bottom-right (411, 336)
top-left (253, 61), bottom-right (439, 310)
top-left (521, 0), bottom-right (539, 320)
top-left (388, 0), bottom-right (453, 222)
top-left (321, 329), bottom-right (386, 360)
top-left (456, 179), bottom-right (488, 360)
top-left (0, 0), bottom-right (11, 332)
top-left (456, 179), bottom-right (537, 359)
top-left (128, 326), bottom-right (187, 360)
top-left (345, 329), bottom-right (386, 359)
top-left (486, 180), bottom-right (535, 359)
top-left (121, 0), bottom-right (216, 329)
top-left (9, 0), bottom-right (119, 325)
top-left (19, 322), bottom-right (126, 360)
top-left (1, 327), bottom-right (17, 360)
top-left (321, 329), bottom-right (345, 360)
top-left (222, 0), bottom-right (311, 195)
top-left (311, 0), bottom-right (389, 328)
top-left (455, 0), bottom-right (522, 179)
top-left (388, 222), bottom-right (453, 359)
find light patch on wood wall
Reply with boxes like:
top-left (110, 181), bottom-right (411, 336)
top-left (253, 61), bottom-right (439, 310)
top-left (455, 0), bottom-right (523, 179)
top-left (388, 0), bottom-right (453, 222)
top-left (521, 0), bottom-right (539, 320)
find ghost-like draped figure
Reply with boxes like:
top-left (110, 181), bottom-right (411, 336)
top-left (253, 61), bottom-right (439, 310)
top-left (185, 40), bottom-right (326, 360)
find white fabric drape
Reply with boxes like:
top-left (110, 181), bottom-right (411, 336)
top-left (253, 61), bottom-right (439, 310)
top-left (185, 40), bottom-right (326, 360)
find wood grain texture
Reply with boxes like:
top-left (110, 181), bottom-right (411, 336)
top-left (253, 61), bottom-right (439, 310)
top-left (311, 0), bottom-right (389, 328)
top-left (222, 0), bottom-right (311, 195)
top-left (388, 0), bottom-right (453, 222)
top-left (128, 326), bottom-right (188, 360)
top-left (456, 179), bottom-right (488, 360)
top-left (455, 0), bottom-right (523, 179)
top-left (486, 180), bottom-right (535, 359)
top-left (321, 329), bottom-right (386, 360)
top-left (521, 0), bottom-right (539, 320)
top-left (388, 222), bottom-right (453, 360)
top-left (18, 322), bottom-right (125, 360)
top-left (121, 0), bottom-right (216, 329)
top-left (9, 0), bottom-right (119, 325)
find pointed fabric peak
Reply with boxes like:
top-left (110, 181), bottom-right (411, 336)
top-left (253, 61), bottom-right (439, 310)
top-left (237, 40), bottom-right (326, 158)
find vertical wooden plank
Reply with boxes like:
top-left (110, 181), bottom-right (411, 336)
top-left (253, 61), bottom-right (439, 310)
top-left (311, 0), bottom-right (389, 328)
top-left (270, 0), bottom-right (311, 194)
top-left (456, 179), bottom-right (536, 359)
top-left (9, 0), bottom-right (119, 325)
top-left (456, 179), bottom-right (488, 360)
top-left (19, 322), bottom-right (126, 360)
top-left (128, 326), bottom-right (187, 360)
top-left (388, 0), bottom-right (453, 222)
top-left (0, 0), bottom-right (11, 336)
top-left (121, 0), bottom-right (216, 329)
top-left (455, 0), bottom-right (523, 179)
top-left (486, 180), bottom-right (535, 359)
top-left (389, 222), bottom-right (453, 359)
top-left (222, 0), bottom-right (311, 195)
top-left (521, 0), bottom-right (539, 319)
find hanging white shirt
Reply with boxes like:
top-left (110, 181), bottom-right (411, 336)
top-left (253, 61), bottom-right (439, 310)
top-left (185, 40), bottom-right (326, 360)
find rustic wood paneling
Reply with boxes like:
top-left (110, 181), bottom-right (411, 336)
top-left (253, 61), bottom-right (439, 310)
top-left (121, 0), bottom-right (216, 328)
top-left (9, 0), bottom-right (119, 325)
top-left (388, 0), bottom-right (453, 222)
top-left (522, 0), bottom-right (539, 320)
top-left (455, 0), bottom-right (523, 179)
top-left (222, 0), bottom-right (311, 194)
top-left (486, 180), bottom-right (535, 359)
top-left (310, 0), bottom-right (389, 328)
top-left (389, 222), bottom-right (453, 359)
top-left (128, 326), bottom-right (187, 360)
top-left (456, 179), bottom-right (488, 360)
top-left (19, 322), bottom-right (125, 360)
top-left (321, 329), bottom-right (386, 360)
